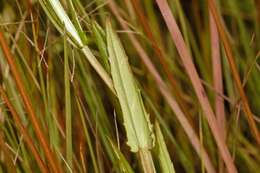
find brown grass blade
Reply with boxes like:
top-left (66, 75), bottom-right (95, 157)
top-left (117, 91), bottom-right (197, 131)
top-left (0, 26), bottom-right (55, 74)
top-left (0, 32), bottom-right (63, 173)
top-left (209, 9), bottom-right (226, 172)
top-left (0, 86), bottom-right (49, 173)
top-left (107, 1), bottom-right (216, 173)
top-left (208, 0), bottom-right (260, 146)
top-left (210, 11), bottom-right (226, 138)
top-left (155, 0), bottom-right (237, 172)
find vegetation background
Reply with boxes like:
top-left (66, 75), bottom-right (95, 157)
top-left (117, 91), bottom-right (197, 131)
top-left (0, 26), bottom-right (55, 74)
top-left (0, 0), bottom-right (259, 172)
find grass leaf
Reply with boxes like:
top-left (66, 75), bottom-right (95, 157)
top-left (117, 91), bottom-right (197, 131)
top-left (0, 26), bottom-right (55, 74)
top-left (155, 122), bottom-right (175, 173)
top-left (106, 20), bottom-right (154, 152)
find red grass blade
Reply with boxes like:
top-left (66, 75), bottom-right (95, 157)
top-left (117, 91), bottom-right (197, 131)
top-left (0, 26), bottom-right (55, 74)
top-left (155, 0), bottom-right (237, 172)
top-left (210, 11), bottom-right (226, 138)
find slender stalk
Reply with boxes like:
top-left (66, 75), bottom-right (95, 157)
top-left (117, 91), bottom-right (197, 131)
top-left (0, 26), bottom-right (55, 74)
top-left (210, 9), bottom-right (226, 139)
top-left (155, 122), bottom-right (175, 173)
top-left (81, 46), bottom-right (115, 94)
top-left (209, 6), bottom-right (226, 172)
top-left (76, 98), bottom-right (99, 173)
top-left (64, 33), bottom-right (73, 170)
top-left (139, 149), bottom-right (156, 173)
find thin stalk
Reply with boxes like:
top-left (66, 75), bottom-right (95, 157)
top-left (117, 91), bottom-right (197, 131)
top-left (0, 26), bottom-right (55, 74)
top-left (154, 122), bottom-right (175, 173)
top-left (144, 91), bottom-right (195, 173)
top-left (209, 6), bottom-right (226, 139)
top-left (75, 98), bottom-right (99, 173)
top-left (81, 46), bottom-right (115, 94)
top-left (209, 6), bottom-right (226, 172)
top-left (64, 32), bottom-right (73, 170)
top-left (139, 149), bottom-right (156, 173)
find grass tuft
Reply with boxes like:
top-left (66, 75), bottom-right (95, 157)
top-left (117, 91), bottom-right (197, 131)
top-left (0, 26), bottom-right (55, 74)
top-left (0, 0), bottom-right (259, 172)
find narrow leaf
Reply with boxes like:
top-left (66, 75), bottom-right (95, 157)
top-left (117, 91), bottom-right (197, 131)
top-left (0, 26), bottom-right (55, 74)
top-left (39, 0), bottom-right (115, 93)
top-left (108, 139), bottom-right (135, 173)
top-left (155, 122), bottom-right (175, 173)
top-left (106, 21), bottom-right (154, 152)
top-left (64, 31), bottom-right (72, 169)
top-left (92, 22), bottom-right (110, 72)
top-left (39, 0), bottom-right (83, 47)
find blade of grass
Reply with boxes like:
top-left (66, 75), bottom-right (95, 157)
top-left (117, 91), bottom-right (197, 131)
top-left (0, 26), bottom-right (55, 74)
top-left (143, 91), bottom-right (195, 173)
top-left (75, 53), bottom-right (129, 173)
top-left (107, 19), bottom-right (155, 153)
top-left (155, 121), bottom-right (175, 173)
top-left (39, 0), bottom-right (115, 93)
top-left (106, 20), bottom-right (155, 173)
top-left (75, 98), bottom-right (99, 173)
top-left (210, 9), bottom-right (226, 138)
top-left (0, 54), bottom-right (27, 125)
top-left (168, 0), bottom-right (212, 83)
top-left (30, 10), bottom-right (63, 167)
top-left (209, 6), bottom-right (226, 172)
top-left (92, 21), bottom-right (110, 72)
top-left (67, 0), bottom-right (88, 45)
top-left (108, 139), bottom-right (135, 173)
top-left (0, 85), bottom-right (48, 173)
top-left (154, 1), bottom-right (237, 173)
top-left (0, 32), bottom-right (63, 173)
top-left (208, 0), bottom-right (260, 146)
top-left (64, 31), bottom-right (73, 170)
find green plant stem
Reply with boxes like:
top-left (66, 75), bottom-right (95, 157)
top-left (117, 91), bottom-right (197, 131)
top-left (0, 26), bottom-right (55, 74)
top-left (139, 149), bottom-right (156, 173)
top-left (64, 34), bottom-right (73, 171)
top-left (81, 46), bottom-right (115, 94)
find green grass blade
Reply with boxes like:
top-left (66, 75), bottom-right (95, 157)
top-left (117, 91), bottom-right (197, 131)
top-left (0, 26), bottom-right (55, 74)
top-left (39, 0), bottom-right (115, 93)
top-left (108, 139), bottom-right (135, 173)
top-left (106, 20), bottom-right (154, 152)
top-left (64, 31), bottom-right (72, 170)
top-left (155, 122), bottom-right (175, 173)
